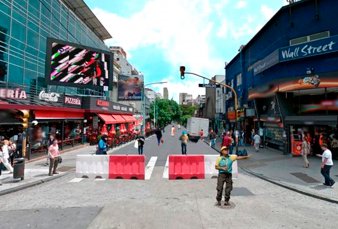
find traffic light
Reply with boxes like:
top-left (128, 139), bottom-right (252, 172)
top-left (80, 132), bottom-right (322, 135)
top-left (19, 110), bottom-right (29, 129)
top-left (180, 66), bottom-right (185, 79)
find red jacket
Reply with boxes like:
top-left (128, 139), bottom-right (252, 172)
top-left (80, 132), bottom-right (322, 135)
top-left (222, 136), bottom-right (232, 147)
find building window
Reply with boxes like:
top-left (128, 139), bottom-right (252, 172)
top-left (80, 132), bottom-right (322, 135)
top-left (290, 31), bottom-right (330, 46)
top-left (236, 73), bottom-right (242, 86)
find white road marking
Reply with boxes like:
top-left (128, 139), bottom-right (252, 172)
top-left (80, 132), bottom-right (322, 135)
top-left (69, 178), bottom-right (84, 183)
top-left (145, 156), bottom-right (158, 180)
top-left (162, 156), bottom-right (169, 179)
top-left (95, 178), bottom-right (106, 181)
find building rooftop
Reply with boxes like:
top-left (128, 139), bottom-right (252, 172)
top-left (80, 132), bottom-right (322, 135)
top-left (62, 0), bottom-right (112, 40)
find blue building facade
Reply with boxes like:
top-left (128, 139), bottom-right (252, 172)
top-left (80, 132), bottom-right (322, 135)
top-left (225, 0), bottom-right (338, 156)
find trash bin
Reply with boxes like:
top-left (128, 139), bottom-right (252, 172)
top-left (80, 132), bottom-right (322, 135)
top-left (13, 158), bottom-right (25, 180)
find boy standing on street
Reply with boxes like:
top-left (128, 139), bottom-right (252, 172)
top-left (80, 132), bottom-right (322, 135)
top-left (253, 132), bottom-right (261, 152)
top-left (215, 146), bottom-right (250, 206)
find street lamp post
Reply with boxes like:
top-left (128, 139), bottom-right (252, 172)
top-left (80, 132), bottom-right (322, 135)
top-left (142, 81), bottom-right (167, 135)
top-left (179, 66), bottom-right (240, 152)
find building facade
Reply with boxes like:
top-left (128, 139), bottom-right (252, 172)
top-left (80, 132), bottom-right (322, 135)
top-left (225, 0), bottom-right (338, 156)
top-left (163, 87), bottom-right (168, 99)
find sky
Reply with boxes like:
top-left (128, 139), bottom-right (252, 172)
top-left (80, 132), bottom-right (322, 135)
top-left (84, 0), bottom-right (288, 102)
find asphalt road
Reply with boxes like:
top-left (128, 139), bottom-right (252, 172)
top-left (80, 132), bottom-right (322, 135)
top-left (0, 126), bottom-right (337, 229)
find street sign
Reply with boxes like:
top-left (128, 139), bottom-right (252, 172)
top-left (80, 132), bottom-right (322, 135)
top-left (198, 83), bottom-right (220, 88)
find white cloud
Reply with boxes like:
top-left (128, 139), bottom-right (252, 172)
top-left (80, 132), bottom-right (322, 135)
top-left (261, 5), bottom-right (276, 20)
top-left (93, 0), bottom-right (225, 77)
top-left (235, 0), bottom-right (247, 9)
top-left (217, 19), bottom-right (228, 38)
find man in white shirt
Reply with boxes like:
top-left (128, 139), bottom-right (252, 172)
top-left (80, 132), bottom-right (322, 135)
top-left (253, 133), bottom-right (261, 152)
top-left (317, 143), bottom-right (335, 187)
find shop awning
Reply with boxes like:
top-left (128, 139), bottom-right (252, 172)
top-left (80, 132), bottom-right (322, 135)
top-left (98, 114), bottom-right (116, 124)
top-left (285, 115), bottom-right (338, 126)
top-left (112, 115), bottom-right (126, 123)
top-left (122, 115), bottom-right (137, 123)
top-left (35, 111), bottom-right (84, 120)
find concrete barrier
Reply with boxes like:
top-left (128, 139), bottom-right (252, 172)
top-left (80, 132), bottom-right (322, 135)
top-left (76, 155), bottom-right (109, 179)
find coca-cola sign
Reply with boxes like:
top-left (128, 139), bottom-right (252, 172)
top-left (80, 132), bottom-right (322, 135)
top-left (0, 88), bottom-right (27, 99)
top-left (39, 90), bottom-right (60, 102)
top-left (64, 96), bottom-right (81, 106)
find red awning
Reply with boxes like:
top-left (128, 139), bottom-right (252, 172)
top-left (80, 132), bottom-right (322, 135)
top-left (112, 115), bottom-right (126, 123)
top-left (98, 114), bottom-right (116, 124)
top-left (122, 115), bottom-right (137, 123)
top-left (35, 111), bottom-right (83, 120)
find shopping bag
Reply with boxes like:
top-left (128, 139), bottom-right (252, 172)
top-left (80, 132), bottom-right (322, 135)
top-left (134, 140), bottom-right (139, 148)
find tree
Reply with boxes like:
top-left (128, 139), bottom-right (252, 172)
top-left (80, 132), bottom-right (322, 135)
top-left (149, 98), bottom-right (182, 128)
top-left (179, 104), bottom-right (197, 126)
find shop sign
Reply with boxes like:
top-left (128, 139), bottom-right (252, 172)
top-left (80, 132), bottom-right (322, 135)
top-left (0, 88), bottom-right (27, 99)
top-left (252, 50), bottom-right (279, 75)
top-left (279, 35), bottom-right (338, 62)
top-left (39, 90), bottom-right (60, 102)
top-left (113, 105), bottom-right (120, 110)
top-left (96, 99), bottom-right (109, 107)
top-left (64, 96), bottom-right (81, 106)
top-left (227, 111), bottom-right (236, 120)
top-left (121, 106), bottom-right (128, 112)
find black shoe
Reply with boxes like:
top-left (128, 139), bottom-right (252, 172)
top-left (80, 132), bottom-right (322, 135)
top-left (323, 183), bottom-right (330, 186)
top-left (224, 201), bottom-right (230, 206)
top-left (216, 201), bottom-right (221, 206)
top-left (330, 181), bottom-right (335, 187)
top-left (53, 172), bottom-right (59, 175)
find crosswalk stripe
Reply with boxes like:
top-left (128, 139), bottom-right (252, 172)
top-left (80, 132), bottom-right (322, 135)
top-left (162, 156), bottom-right (169, 179)
top-left (69, 178), bottom-right (84, 183)
top-left (95, 178), bottom-right (106, 181)
top-left (145, 156), bottom-right (157, 180)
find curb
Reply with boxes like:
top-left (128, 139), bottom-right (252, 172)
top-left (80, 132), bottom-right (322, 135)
top-left (26, 143), bottom-right (90, 164)
top-left (0, 172), bottom-right (69, 196)
top-left (241, 167), bottom-right (338, 204)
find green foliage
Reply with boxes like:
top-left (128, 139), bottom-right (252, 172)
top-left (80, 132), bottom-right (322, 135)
top-left (179, 105), bottom-right (197, 125)
top-left (150, 98), bottom-right (182, 128)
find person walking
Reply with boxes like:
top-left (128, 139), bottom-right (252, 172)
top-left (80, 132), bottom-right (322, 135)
top-left (8, 141), bottom-right (17, 166)
top-left (221, 132), bottom-right (233, 154)
top-left (317, 143), bottom-right (335, 187)
top-left (215, 146), bottom-right (250, 206)
top-left (209, 129), bottom-right (217, 148)
top-left (199, 129), bottom-right (204, 141)
top-left (179, 131), bottom-right (189, 155)
top-left (301, 136), bottom-right (310, 168)
top-left (253, 132), bottom-right (261, 152)
top-left (171, 125), bottom-right (176, 137)
top-left (136, 134), bottom-right (145, 155)
top-left (155, 128), bottom-right (163, 146)
top-left (48, 139), bottom-right (60, 176)
top-left (97, 135), bottom-right (108, 155)
top-left (1, 140), bottom-right (13, 173)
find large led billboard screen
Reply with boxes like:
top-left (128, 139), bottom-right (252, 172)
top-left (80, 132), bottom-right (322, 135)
top-left (118, 74), bottom-right (144, 101)
top-left (46, 38), bottom-right (113, 91)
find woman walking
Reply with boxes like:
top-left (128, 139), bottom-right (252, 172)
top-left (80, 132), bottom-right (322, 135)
top-left (48, 139), bottom-right (60, 176)
top-left (215, 146), bottom-right (250, 206)
top-left (301, 136), bottom-right (310, 168)
top-left (317, 143), bottom-right (335, 187)
top-left (1, 140), bottom-right (13, 173)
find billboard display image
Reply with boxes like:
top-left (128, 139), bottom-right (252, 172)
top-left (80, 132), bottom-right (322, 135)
top-left (118, 74), bottom-right (144, 100)
top-left (46, 38), bottom-right (112, 90)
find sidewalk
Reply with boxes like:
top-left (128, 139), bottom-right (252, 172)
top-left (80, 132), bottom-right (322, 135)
top-left (206, 139), bottom-right (338, 203)
top-left (0, 145), bottom-right (97, 196)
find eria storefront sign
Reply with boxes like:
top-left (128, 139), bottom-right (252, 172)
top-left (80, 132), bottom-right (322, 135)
top-left (39, 90), bottom-right (61, 102)
top-left (0, 88), bottom-right (27, 99)
top-left (64, 96), bottom-right (81, 106)
top-left (279, 35), bottom-right (338, 62)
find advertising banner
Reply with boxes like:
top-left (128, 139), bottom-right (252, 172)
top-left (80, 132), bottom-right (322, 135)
top-left (45, 38), bottom-right (113, 91)
top-left (118, 74), bottom-right (144, 101)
